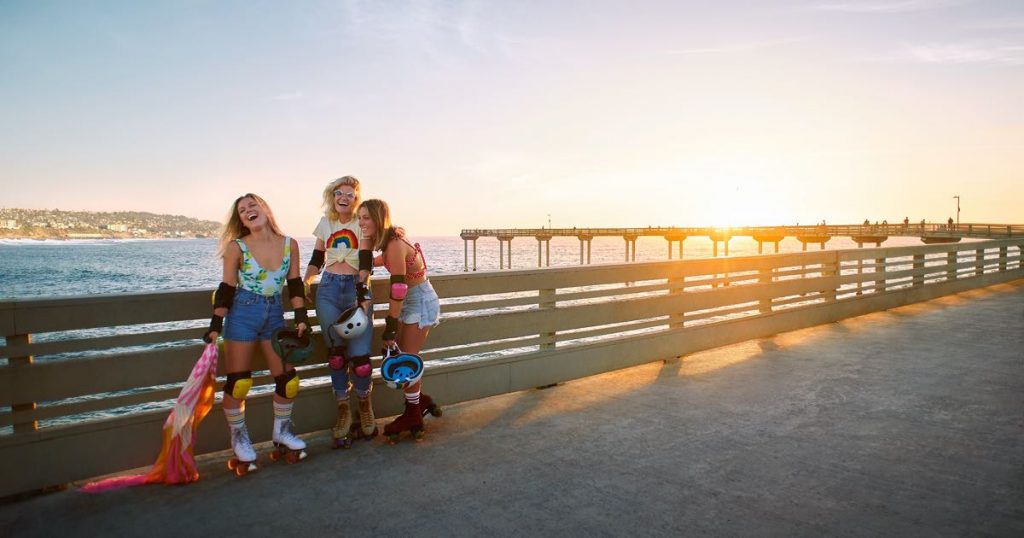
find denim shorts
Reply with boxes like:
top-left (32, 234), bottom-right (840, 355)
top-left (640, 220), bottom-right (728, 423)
top-left (223, 289), bottom-right (285, 342)
top-left (399, 279), bottom-right (441, 328)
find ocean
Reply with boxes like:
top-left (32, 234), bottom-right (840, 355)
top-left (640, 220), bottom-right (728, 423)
top-left (0, 234), bottom-right (935, 300)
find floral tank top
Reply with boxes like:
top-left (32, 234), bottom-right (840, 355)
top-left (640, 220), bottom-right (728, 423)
top-left (236, 237), bottom-right (291, 297)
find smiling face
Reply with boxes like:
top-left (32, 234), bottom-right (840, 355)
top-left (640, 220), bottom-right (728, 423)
top-left (323, 176), bottom-right (361, 222)
top-left (334, 185), bottom-right (358, 219)
top-left (236, 196), bottom-right (265, 230)
top-left (357, 205), bottom-right (376, 239)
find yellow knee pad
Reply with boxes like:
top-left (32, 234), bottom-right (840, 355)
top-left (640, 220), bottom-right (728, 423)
top-left (224, 371), bottom-right (252, 400)
top-left (274, 369), bottom-right (300, 399)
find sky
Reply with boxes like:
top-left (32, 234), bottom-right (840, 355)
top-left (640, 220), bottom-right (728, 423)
top-left (1, 0), bottom-right (1022, 235)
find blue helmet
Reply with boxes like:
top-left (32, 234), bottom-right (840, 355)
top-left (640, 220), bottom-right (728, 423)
top-left (380, 348), bottom-right (424, 390)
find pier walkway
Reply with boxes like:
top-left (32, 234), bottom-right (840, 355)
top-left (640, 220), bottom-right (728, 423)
top-left (3, 280), bottom-right (1022, 536)
top-left (459, 222), bottom-right (1024, 269)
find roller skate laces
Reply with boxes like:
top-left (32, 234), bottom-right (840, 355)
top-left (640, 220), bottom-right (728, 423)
top-left (270, 418), bottom-right (307, 463)
top-left (355, 395), bottom-right (378, 439)
top-left (227, 426), bottom-right (257, 476)
top-left (332, 400), bottom-right (354, 449)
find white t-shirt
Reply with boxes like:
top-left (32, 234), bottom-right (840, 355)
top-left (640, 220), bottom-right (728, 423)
top-left (313, 216), bottom-right (366, 271)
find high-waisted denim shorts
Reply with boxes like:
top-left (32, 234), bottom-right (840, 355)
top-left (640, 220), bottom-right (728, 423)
top-left (398, 279), bottom-right (441, 328)
top-left (223, 288), bottom-right (285, 342)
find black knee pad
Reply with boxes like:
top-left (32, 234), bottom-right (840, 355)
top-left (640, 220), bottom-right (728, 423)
top-left (274, 369), bottom-right (299, 399)
top-left (224, 371), bottom-right (253, 400)
top-left (352, 355), bottom-right (372, 378)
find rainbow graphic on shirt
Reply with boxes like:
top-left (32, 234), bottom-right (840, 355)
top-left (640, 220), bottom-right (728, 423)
top-left (327, 228), bottom-right (358, 251)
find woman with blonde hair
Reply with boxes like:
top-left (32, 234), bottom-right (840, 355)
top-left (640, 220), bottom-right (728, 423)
top-left (303, 176), bottom-right (377, 448)
top-left (202, 193), bottom-right (309, 474)
top-left (357, 198), bottom-right (441, 443)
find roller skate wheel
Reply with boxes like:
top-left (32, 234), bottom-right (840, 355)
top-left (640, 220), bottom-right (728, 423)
top-left (413, 429), bottom-right (426, 442)
top-left (387, 433), bottom-right (400, 445)
top-left (269, 450), bottom-right (281, 462)
top-left (228, 458), bottom-right (256, 475)
top-left (333, 437), bottom-right (353, 449)
top-left (429, 405), bottom-right (443, 418)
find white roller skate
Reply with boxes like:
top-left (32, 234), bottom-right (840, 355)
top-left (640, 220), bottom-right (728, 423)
top-left (270, 417), bottom-right (307, 464)
top-left (226, 425), bottom-right (258, 476)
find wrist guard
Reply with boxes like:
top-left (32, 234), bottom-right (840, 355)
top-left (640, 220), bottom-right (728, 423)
top-left (287, 277), bottom-right (306, 301)
top-left (203, 315), bottom-right (223, 343)
top-left (293, 308), bottom-right (309, 327)
top-left (383, 315), bottom-right (399, 341)
top-left (356, 281), bottom-right (370, 304)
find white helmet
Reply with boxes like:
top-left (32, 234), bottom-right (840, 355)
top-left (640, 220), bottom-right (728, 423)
top-left (332, 306), bottom-right (370, 340)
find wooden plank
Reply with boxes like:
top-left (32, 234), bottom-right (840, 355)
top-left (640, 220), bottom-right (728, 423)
top-left (12, 289), bottom-right (212, 334)
top-left (0, 326), bottom-right (201, 358)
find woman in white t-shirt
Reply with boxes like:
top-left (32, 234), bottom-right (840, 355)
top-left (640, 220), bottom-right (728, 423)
top-left (303, 176), bottom-right (377, 448)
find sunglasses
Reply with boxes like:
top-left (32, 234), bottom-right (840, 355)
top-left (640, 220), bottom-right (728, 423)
top-left (334, 190), bottom-right (357, 199)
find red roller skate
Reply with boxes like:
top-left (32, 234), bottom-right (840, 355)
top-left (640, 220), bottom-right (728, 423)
top-left (420, 393), bottom-right (442, 419)
top-left (384, 400), bottom-right (424, 444)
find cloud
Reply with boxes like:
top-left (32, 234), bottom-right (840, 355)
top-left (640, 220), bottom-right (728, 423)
top-left (903, 43), bottom-right (1024, 65)
top-left (670, 36), bottom-right (813, 55)
top-left (961, 19), bottom-right (1024, 30)
top-left (808, 0), bottom-right (968, 13)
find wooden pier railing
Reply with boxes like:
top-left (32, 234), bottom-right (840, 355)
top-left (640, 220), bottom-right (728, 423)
top-left (459, 222), bottom-right (1024, 270)
top-left (1, 238), bottom-right (1022, 497)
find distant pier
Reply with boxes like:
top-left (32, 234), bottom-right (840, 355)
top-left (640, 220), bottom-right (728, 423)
top-left (459, 222), bottom-right (1024, 271)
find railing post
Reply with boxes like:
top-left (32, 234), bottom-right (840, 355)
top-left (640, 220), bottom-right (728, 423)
top-left (975, 248), bottom-right (984, 276)
top-left (999, 246), bottom-right (1007, 272)
top-left (912, 253), bottom-right (925, 287)
top-left (824, 257), bottom-right (838, 302)
top-left (668, 275), bottom-right (686, 328)
top-left (946, 250), bottom-right (957, 282)
top-left (856, 255), bottom-right (864, 295)
top-left (9, 333), bottom-right (39, 433)
top-left (875, 256), bottom-right (886, 293)
top-left (758, 266), bottom-right (773, 313)
top-left (539, 288), bottom-right (556, 350)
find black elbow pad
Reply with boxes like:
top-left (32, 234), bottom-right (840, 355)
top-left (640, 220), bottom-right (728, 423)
top-left (359, 249), bottom-right (373, 272)
top-left (213, 282), bottom-right (236, 310)
top-left (308, 249), bottom-right (325, 270)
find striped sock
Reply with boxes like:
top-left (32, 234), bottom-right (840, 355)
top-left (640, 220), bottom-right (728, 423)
top-left (405, 390), bottom-right (421, 405)
top-left (335, 389), bottom-right (350, 403)
top-left (273, 401), bottom-right (293, 421)
top-left (224, 405), bottom-right (246, 430)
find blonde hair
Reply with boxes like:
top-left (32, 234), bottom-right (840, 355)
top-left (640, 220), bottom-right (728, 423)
top-left (217, 193), bottom-right (284, 256)
top-left (359, 198), bottom-right (404, 252)
top-left (322, 176), bottom-right (361, 222)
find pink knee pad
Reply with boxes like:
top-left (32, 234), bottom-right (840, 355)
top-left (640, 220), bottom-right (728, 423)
top-left (328, 355), bottom-right (346, 371)
top-left (354, 362), bottom-right (372, 378)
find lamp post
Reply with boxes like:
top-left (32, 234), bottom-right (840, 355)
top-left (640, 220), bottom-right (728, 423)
top-left (953, 195), bottom-right (960, 227)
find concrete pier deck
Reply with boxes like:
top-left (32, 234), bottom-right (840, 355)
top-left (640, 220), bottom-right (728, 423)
top-left (3, 281), bottom-right (1022, 536)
